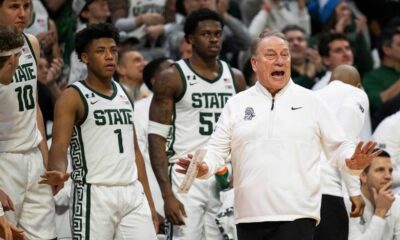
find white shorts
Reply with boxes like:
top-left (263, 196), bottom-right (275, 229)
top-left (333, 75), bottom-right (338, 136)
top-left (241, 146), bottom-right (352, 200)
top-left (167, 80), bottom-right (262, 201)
top-left (71, 180), bottom-right (157, 239)
top-left (167, 163), bottom-right (222, 240)
top-left (0, 148), bottom-right (56, 239)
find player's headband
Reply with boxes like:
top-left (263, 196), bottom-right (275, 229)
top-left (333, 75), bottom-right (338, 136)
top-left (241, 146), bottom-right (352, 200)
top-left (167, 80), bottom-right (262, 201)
top-left (0, 47), bottom-right (22, 57)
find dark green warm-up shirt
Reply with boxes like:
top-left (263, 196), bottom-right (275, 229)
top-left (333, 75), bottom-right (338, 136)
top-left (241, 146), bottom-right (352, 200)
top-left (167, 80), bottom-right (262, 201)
top-left (363, 65), bottom-right (400, 110)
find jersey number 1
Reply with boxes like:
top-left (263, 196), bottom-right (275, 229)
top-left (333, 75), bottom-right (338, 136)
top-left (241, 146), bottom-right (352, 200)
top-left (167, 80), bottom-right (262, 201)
top-left (114, 129), bottom-right (124, 153)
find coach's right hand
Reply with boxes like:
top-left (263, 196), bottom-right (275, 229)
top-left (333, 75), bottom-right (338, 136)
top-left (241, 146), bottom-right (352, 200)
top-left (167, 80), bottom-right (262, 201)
top-left (164, 195), bottom-right (186, 225)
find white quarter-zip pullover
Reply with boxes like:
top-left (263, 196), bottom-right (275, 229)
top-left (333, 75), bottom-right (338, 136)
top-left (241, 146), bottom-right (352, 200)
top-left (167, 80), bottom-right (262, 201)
top-left (203, 80), bottom-right (357, 223)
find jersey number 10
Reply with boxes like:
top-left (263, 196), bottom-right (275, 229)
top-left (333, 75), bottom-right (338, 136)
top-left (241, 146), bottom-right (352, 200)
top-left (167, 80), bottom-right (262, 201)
top-left (15, 85), bottom-right (35, 112)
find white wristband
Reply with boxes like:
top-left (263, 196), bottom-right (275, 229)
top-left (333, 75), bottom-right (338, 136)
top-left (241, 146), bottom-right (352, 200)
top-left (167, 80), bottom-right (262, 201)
top-left (148, 121), bottom-right (172, 139)
top-left (0, 47), bottom-right (22, 57)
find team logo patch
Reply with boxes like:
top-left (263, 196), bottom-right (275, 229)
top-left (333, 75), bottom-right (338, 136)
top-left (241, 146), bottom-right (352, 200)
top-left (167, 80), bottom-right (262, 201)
top-left (244, 107), bottom-right (255, 120)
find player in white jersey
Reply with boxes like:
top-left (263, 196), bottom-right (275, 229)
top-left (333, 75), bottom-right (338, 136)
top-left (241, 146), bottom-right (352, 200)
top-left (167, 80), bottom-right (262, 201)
top-left (0, 24), bottom-right (29, 240)
top-left (149, 8), bottom-right (246, 240)
top-left (314, 65), bottom-right (369, 240)
top-left (0, 0), bottom-right (56, 239)
top-left (40, 23), bottom-right (158, 239)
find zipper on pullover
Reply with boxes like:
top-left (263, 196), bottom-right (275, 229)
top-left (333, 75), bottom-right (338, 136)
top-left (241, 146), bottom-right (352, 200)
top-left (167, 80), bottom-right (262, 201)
top-left (271, 98), bottom-right (275, 110)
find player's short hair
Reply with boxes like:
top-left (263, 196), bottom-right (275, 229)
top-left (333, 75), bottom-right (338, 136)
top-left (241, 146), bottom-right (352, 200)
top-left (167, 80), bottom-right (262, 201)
top-left (378, 28), bottom-right (400, 60)
top-left (318, 32), bottom-right (349, 57)
top-left (143, 57), bottom-right (171, 91)
top-left (0, 25), bottom-right (24, 68)
top-left (363, 149), bottom-right (391, 174)
top-left (75, 23), bottom-right (120, 61)
top-left (184, 8), bottom-right (224, 42)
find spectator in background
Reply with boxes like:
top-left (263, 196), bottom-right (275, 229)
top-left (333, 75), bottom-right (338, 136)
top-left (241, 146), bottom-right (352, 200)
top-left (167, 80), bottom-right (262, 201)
top-left (114, 0), bottom-right (166, 60)
top-left (313, 33), bottom-right (353, 90)
top-left (68, 0), bottom-right (111, 84)
top-left (363, 29), bottom-right (400, 129)
top-left (25, 1), bottom-right (61, 60)
top-left (308, 0), bottom-right (373, 76)
top-left (353, 1), bottom-right (400, 50)
top-left (116, 49), bottom-right (149, 101)
top-left (37, 56), bottom-right (64, 137)
top-left (348, 150), bottom-right (400, 240)
top-left (283, 24), bottom-right (324, 89)
top-left (239, 0), bottom-right (262, 26)
top-left (248, 0), bottom-right (311, 39)
top-left (41, 0), bottom-right (77, 69)
top-left (106, 0), bottom-right (129, 24)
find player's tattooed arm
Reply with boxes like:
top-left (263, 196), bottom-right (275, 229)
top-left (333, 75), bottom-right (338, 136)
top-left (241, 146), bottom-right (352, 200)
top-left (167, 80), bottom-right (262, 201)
top-left (148, 66), bottom-right (186, 225)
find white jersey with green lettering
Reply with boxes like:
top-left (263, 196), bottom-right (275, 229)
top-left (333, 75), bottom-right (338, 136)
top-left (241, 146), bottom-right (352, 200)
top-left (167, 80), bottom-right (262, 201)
top-left (0, 34), bottom-right (42, 153)
top-left (167, 59), bottom-right (238, 163)
top-left (70, 81), bottom-right (137, 185)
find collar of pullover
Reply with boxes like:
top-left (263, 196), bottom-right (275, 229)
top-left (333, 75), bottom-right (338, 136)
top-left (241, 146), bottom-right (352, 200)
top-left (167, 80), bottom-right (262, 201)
top-left (255, 79), bottom-right (293, 99)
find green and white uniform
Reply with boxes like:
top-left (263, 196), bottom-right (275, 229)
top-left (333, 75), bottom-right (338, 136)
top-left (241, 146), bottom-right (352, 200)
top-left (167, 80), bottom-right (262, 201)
top-left (70, 81), bottom-right (156, 239)
top-left (0, 34), bottom-right (56, 239)
top-left (168, 59), bottom-right (237, 240)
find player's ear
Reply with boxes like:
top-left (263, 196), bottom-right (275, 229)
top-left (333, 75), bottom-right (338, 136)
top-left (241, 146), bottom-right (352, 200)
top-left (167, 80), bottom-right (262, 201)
top-left (81, 53), bottom-right (89, 64)
top-left (186, 35), bottom-right (193, 45)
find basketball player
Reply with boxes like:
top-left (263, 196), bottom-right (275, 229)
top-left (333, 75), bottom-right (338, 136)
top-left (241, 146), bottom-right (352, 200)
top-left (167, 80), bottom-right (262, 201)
top-left (40, 23), bottom-right (158, 239)
top-left (0, 24), bottom-right (27, 240)
top-left (148, 8), bottom-right (246, 240)
top-left (0, 0), bottom-right (56, 239)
